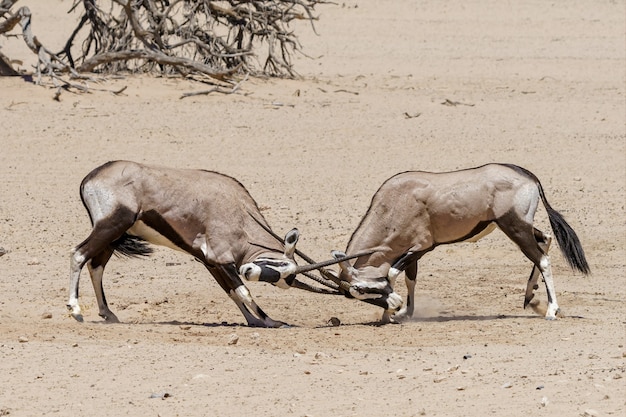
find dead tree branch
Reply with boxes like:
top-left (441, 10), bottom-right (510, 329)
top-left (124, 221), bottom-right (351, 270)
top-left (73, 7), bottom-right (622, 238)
top-left (1, 0), bottom-right (326, 89)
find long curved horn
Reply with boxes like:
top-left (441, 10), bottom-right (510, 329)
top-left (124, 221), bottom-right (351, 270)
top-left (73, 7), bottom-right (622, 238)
top-left (293, 251), bottom-right (372, 274)
top-left (301, 271), bottom-right (339, 290)
top-left (291, 278), bottom-right (342, 295)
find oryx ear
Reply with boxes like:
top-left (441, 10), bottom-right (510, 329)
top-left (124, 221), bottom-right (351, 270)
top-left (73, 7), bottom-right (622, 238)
top-left (331, 250), bottom-right (357, 276)
top-left (283, 228), bottom-right (299, 260)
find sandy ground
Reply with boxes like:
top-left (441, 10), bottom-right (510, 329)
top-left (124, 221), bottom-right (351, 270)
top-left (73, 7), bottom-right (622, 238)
top-left (1, 0), bottom-right (625, 416)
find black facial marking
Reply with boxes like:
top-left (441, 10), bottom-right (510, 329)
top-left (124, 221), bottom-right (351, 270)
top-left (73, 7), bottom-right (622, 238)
top-left (254, 260), bottom-right (290, 283)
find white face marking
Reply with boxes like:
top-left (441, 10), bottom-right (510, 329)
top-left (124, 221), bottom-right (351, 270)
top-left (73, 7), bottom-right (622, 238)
top-left (239, 263), bottom-right (262, 281)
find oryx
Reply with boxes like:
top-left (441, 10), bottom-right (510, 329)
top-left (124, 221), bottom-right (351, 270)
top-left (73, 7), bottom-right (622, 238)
top-left (67, 160), bottom-right (353, 328)
top-left (329, 163), bottom-right (590, 323)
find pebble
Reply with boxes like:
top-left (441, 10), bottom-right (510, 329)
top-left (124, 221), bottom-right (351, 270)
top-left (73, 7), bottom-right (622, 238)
top-left (227, 334), bottom-right (239, 345)
top-left (41, 312), bottom-right (52, 319)
top-left (501, 382), bottom-right (513, 389)
top-left (149, 392), bottom-right (171, 400)
top-left (18, 336), bottom-right (29, 343)
top-left (328, 317), bottom-right (341, 327)
top-left (541, 396), bottom-right (549, 407)
top-left (583, 410), bottom-right (599, 417)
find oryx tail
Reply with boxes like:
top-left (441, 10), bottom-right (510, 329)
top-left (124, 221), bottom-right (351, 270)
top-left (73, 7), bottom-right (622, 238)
top-left (539, 185), bottom-right (590, 275)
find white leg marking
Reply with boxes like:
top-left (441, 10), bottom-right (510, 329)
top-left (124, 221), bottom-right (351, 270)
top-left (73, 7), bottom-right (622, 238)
top-left (388, 267), bottom-right (401, 287)
top-left (394, 277), bottom-right (416, 321)
top-left (540, 256), bottom-right (560, 320)
top-left (68, 249), bottom-right (85, 322)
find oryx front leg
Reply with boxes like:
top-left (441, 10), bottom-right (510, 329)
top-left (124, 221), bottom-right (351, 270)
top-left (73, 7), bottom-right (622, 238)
top-left (229, 285), bottom-right (288, 328)
top-left (392, 261), bottom-right (417, 322)
top-left (215, 264), bottom-right (288, 328)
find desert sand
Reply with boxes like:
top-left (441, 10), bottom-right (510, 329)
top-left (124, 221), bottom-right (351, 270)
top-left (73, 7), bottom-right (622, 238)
top-left (1, 1), bottom-right (624, 416)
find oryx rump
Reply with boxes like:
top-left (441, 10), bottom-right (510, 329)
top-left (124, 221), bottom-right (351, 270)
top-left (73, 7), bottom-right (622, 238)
top-left (68, 161), bottom-right (347, 328)
top-left (331, 163), bottom-right (590, 323)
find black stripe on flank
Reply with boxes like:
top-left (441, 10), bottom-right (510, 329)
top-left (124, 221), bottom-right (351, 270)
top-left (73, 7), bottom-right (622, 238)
top-left (139, 209), bottom-right (206, 260)
top-left (436, 221), bottom-right (495, 245)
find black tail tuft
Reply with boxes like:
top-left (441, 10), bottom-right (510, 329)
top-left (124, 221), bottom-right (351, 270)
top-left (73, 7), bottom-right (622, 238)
top-left (545, 204), bottom-right (590, 275)
top-left (111, 234), bottom-right (153, 258)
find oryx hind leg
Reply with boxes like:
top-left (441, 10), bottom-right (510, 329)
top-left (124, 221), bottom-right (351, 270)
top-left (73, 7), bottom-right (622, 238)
top-left (68, 210), bottom-right (135, 322)
top-left (87, 248), bottom-right (119, 323)
top-left (498, 217), bottom-right (560, 320)
top-left (524, 228), bottom-right (552, 309)
top-left (211, 265), bottom-right (288, 328)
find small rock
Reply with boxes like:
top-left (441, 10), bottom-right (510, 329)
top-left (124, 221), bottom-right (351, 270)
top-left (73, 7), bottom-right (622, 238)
top-left (501, 382), bottom-right (512, 389)
top-left (41, 312), bottom-right (52, 319)
top-left (72, 343), bottom-right (79, 348)
top-left (583, 410), bottom-right (599, 417)
top-left (18, 336), bottom-right (28, 343)
top-left (328, 317), bottom-right (341, 327)
top-left (541, 396), bottom-right (549, 407)
top-left (149, 392), bottom-right (171, 400)
top-left (456, 386), bottom-right (466, 391)
top-left (227, 334), bottom-right (239, 345)
top-left (536, 385), bottom-right (545, 390)
top-left (463, 354), bottom-right (472, 360)
top-left (179, 325), bottom-right (191, 330)
top-left (0, 247), bottom-right (7, 257)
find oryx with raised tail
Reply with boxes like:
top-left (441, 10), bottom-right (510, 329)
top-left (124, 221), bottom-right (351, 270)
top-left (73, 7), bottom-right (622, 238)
top-left (330, 164), bottom-right (590, 323)
top-left (68, 161), bottom-right (353, 328)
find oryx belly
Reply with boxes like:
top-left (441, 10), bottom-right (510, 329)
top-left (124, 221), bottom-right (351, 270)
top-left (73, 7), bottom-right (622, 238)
top-left (127, 220), bottom-right (186, 252)
top-left (464, 222), bottom-right (497, 242)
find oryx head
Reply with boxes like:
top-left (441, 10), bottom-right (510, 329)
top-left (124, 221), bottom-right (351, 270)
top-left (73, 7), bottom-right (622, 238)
top-left (239, 229), bottom-right (301, 289)
top-left (330, 250), bottom-right (403, 313)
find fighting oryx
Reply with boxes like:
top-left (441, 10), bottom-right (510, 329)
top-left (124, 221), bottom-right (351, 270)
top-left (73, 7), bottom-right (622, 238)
top-left (330, 163), bottom-right (590, 323)
top-left (68, 160), bottom-right (354, 328)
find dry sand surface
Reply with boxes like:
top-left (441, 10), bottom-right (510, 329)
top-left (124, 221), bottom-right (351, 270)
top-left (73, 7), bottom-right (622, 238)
top-left (1, 0), bottom-right (625, 416)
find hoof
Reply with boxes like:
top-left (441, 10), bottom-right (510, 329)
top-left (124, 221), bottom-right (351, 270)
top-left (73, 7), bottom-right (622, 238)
top-left (71, 313), bottom-right (84, 323)
top-left (101, 313), bottom-right (120, 323)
